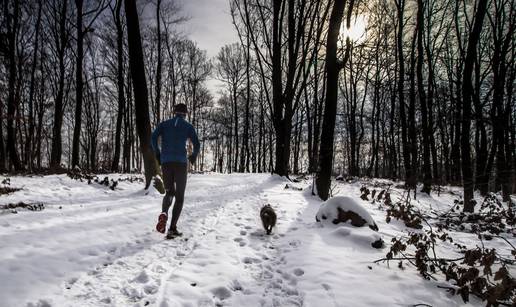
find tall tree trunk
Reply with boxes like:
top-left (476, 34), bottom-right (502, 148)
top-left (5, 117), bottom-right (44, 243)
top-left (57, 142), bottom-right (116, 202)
top-left (123, 74), bottom-right (133, 172)
top-left (451, 73), bottom-right (462, 184)
top-left (271, 0), bottom-right (284, 175)
top-left (271, 0), bottom-right (296, 177)
top-left (6, 0), bottom-right (23, 171)
top-left (35, 47), bottom-right (46, 170)
top-left (71, 0), bottom-right (84, 169)
top-left (461, 0), bottom-right (489, 212)
top-left (233, 85), bottom-right (239, 172)
top-left (244, 33), bottom-right (251, 173)
top-left (474, 59), bottom-right (489, 195)
top-left (111, 0), bottom-right (125, 172)
top-left (50, 0), bottom-right (69, 170)
top-left (0, 95), bottom-right (5, 172)
top-left (155, 0), bottom-right (162, 124)
top-left (316, 0), bottom-right (348, 200)
top-left (490, 4), bottom-right (515, 203)
top-left (124, 0), bottom-right (161, 190)
top-left (395, 0), bottom-right (413, 189)
top-left (25, 0), bottom-right (43, 172)
top-left (407, 24), bottom-right (417, 186)
top-left (417, 0), bottom-right (432, 194)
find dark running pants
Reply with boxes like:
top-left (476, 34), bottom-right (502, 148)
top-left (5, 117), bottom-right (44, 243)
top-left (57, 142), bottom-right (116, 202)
top-left (161, 162), bottom-right (188, 231)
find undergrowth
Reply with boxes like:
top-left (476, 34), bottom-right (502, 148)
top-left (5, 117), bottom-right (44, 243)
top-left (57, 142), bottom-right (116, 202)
top-left (361, 183), bottom-right (515, 306)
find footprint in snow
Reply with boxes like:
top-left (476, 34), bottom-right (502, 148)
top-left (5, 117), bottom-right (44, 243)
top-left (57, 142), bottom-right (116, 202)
top-left (284, 286), bottom-right (299, 296)
top-left (293, 268), bottom-right (304, 276)
top-left (132, 270), bottom-right (150, 283)
top-left (288, 240), bottom-right (301, 247)
top-left (87, 269), bottom-right (100, 276)
top-left (322, 283), bottom-right (331, 291)
top-left (211, 286), bottom-right (232, 300)
top-left (242, 257), bottom-right (262, 264)
top-left (144, 284), bottom-right (158, 294)
top-left (26, 299), bottom-right (52, 307)
top-left (263, 270), bottom-right (274, 279)
top-left (121, 285), bottom-right (143, 300)
top-left (229, 279), bottom-right (244, 291)
top-left (100, 297), bottom-right (111, 304)
top-left (65, 277), bottom-right (78, 289)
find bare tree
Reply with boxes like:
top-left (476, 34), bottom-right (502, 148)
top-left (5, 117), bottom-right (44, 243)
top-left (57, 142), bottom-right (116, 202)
top-left (124, 0), bottom-right (161, 190)
top-left (316, 0), bottom-right (354, 200)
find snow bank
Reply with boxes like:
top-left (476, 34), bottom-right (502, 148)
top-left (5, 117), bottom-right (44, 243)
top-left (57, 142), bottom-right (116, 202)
top-left (329, 226), bottom-right (383, 249)
top-left (316, 196), bottom-right (379, 231)
top-left (315, 196), bottom-right (383, 248)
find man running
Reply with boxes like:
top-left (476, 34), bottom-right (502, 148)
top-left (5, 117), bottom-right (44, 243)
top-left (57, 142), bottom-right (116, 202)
top-left (151, 103), bottom-right (200, 239)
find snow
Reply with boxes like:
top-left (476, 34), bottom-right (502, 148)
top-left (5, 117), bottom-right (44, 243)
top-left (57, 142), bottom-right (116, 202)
top-left (315, 196), bottom-right (382, 248)
top-left (316, 196), bottom-right (379, 230)
top-left (0, 173), bottom-right (509, 306)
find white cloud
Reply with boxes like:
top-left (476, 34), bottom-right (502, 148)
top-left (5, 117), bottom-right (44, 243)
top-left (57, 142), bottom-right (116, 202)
top-left (179, 0), bottom-right (238, 99)
top-left (179, 0), bottom-right (238, 58)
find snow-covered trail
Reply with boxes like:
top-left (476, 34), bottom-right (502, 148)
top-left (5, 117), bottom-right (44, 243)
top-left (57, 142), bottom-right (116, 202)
top-left (0, 173), bottom-right (492, 306)
top-left (0, 174), bottom-right (278, 307)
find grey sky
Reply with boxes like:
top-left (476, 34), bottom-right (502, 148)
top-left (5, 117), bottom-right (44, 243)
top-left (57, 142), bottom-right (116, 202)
top-left (179, 0), bottom-right (237, 58)
top-left (179, 0), bottom-right (238, 98)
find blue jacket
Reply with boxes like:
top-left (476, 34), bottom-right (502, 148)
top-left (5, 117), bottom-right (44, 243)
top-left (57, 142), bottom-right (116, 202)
top-left (151, 115), bottom-right (200, 164)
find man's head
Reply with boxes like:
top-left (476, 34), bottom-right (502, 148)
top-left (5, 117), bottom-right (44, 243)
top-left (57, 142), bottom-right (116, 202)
top-left (173, 103), bottom-right (188, 116)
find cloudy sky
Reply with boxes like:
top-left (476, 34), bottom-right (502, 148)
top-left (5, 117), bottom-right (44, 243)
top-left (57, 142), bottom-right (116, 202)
top-left (179, 0), bottom-right (237, 57)
top-left (179, 0), bottom-right (239, 97)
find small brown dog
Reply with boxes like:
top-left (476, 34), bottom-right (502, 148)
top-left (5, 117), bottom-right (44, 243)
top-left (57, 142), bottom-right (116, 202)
top-left (260, 204), bottom-right (277, 235)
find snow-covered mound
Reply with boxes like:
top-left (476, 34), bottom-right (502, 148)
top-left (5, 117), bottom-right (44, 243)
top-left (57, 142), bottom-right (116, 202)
top-left (329, 225), bottom-right (383, 249)
top-left (316, 197), bottom-right (382, 248)
top-left (316, 196), bottom-right (379, 231)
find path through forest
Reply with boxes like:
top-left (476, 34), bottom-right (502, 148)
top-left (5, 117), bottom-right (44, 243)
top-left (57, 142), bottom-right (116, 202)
top-left (0, 174), bottom-right (490, 307)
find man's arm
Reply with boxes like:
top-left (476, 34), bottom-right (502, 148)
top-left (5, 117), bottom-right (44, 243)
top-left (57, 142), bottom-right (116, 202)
top-left (151, 123), bottom-right (162, 154)
top-left (189, 125), bottom-right (200, 159)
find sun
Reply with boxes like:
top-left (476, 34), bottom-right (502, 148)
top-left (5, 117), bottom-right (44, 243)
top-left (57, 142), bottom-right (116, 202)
top-left (340, 15), bottom-right (367, 43)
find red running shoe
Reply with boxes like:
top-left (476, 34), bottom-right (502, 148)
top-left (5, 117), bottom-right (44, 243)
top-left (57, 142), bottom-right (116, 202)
top-left (156, 213), bottom-right (168, 233)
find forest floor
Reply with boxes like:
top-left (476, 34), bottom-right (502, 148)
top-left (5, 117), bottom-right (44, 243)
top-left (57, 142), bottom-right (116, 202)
top-left (0, 173), bottom-right (513, 307)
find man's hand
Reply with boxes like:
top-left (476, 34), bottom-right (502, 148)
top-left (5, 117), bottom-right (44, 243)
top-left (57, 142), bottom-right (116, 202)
top-left (155, 152), bottom-right (161, 165)
top-left (188, 155), bottom-right (197, 165)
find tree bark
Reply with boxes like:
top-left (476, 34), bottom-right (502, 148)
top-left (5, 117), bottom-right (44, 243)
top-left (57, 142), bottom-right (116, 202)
top-left (111, 0), bottom-right (125, 172)
top-left (71, 0), bottom-right (84, 169)
top-left (395, 0), bottom-right (414, 189)
top-left (50, 0), bottom-right (69, 170)
top-left (316, 0), bottom-right (348, 200)
top-left (461, 0), bottom-right (489, 212)
top-left (155, 0), bottom-right (162, 124)
top-left (25, 0), bottom-right (43, 172)
top-left (416, 0), bottom-right (432, 194)
top-left (124, 0), bottom-right (161, 190)
top-left (5, 0), bottom-right (23, 171)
